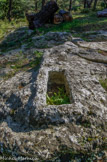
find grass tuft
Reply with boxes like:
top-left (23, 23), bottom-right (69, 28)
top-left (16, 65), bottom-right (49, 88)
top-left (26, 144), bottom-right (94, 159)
top-left (99, 79), bottom-right (107, 91)
top-left (47, 87), bottom-right (70, 105)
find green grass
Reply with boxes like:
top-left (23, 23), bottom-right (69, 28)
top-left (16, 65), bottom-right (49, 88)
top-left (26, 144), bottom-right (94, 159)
top-left (0, 18), bottom-right (27, 41)
top-left (0, 11), bottom-right (107, 53)
top-left (0, 18), bottom-right (37, 53)
top-left (2, 51), bottom-right (43, 80)
top-left (47, 87), bottom-right (70, 105)
top-left (38, 12), bottom-right (107, 34)
top-left (99, 79), bottom-right (107, 91)
top-left (29, 51), bottom-right (43, 68)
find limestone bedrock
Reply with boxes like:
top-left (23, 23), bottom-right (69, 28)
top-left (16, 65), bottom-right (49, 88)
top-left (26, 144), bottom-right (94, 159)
top-left (0, 40), bottom-right (107, 160)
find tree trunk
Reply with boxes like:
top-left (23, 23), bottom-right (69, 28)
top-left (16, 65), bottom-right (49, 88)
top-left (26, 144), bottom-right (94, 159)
top-left (69, 0), bottom-right (72, 11)
top-left (7, 0), bottom-right (12, 22)
top-left (104, 0), bottom-right (107, 8)
top-left (84, 0), bottom-right (87, 8)
top-left (42, 0), bottom-right (45, 9)
top-left (87, 0), bottom-right (94, 8)
top-left (35, 0), bottom-right (38, 11)
top-left (93, 0), bottom-right (98, 10)
top-left (26, 1), bottom-right (59, 29)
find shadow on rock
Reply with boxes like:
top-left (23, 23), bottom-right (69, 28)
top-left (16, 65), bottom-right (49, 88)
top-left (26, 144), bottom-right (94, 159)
top-left (6, 93), bottom-right (23, 110)
top-left (2, 68), bottom-right (43, 132)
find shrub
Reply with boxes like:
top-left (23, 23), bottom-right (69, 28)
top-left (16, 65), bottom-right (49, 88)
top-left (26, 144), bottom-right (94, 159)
top-left (81, 8), bottom-right (90, 13)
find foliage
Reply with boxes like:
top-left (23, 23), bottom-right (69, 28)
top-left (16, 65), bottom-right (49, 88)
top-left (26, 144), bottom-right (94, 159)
top-left (101, 2), bottom-right (106, 8)
top-left (47, 87), bottom-right (70, 105)
top-left (81, 8), bottom-right (90, 13)
top-left (0, 0), bottom-right (106, 20)
top-left (0, 0), bottom-right (35, 19)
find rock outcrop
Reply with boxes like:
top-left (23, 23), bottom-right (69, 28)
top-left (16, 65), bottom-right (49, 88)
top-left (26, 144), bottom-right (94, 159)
top-left (97, 8), bottom-right (107, 17)
top-left (77, 41), bottom-right (107, 52)
top-left (0, 35), bottom-right (107, 161)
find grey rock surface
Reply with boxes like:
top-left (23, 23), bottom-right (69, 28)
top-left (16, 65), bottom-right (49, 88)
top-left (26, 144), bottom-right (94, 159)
top-left (31, 32), bottom-right (73, 48)
top-left (77, 41), bottom-right (107, 51)
top-left (97, 8), bottom-right (107, 17)
top-left (0, 32), bottom-right (107, 160)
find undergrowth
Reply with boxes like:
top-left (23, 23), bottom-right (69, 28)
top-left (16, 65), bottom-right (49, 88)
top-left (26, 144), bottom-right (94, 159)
top-left (47, 87), bottom-right (70, 105)
top-left (0, 18), bottom-right (26, 41)
top-left (38, 12), bottom-right (107, 34)
top-left (0, 11), bottom-right (107, 52)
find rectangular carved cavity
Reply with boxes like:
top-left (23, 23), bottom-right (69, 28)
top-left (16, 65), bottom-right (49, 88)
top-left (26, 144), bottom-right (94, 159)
top-left (47, 71), bottom-right (72, 105)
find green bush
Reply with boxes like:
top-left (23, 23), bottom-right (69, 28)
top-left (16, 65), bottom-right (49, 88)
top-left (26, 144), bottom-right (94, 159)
top-left (0, 0), bottom-right (7, 19)
top-left (100, 2), bottom-right (106, 9)
top-left (0, 0), bottom-right (35, 19)
top-left (81, 8), bottom-right (90, 13)
top-left (72, 6), bottom-right (80, 11)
